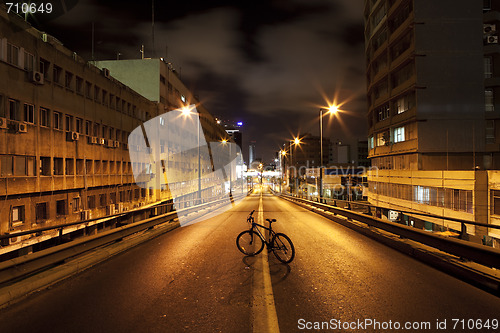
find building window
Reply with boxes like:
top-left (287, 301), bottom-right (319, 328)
top-left (391, 62), bottom-right (414, 88)
top-left (8, 99), bottom-right (20, 120)
top-left (40, 107), bottom-right (50, 127)
top-left (94, 86), bottom-right (101, 101)
top-left (492, 190), bottom-right (500, 215)
top-left (85, 120), bottom-right (92, 135)
top-left (39, 58), bottom-right (50, 79)
top-left (24, 51), bottom-right (34, 71)
top-left (12, 205), bottom-right (25, 226)
top-left (53, 111), bottom-right (62, 130)
top-left (87, 195), bottom-right (96, 209)
top-left (35, 202), bottom-right (48, 222)
top-left (485, 57), bottom-right (493, 78)
top-left (394, 126), bottom-right (405, 143)
top-left (376, 103), bottom-right (390, 121)
top-left (394, 91), bottom-right (415, 114)
top-left (40, 157), bottom-right (51, 176)
top-left (102, 90), bottom-right (108, 105)
top-left (76, 159), bottom-right (84, 175)
top-left (486, 120), bottom-right (495, 144)
top-left (75, 118), bottom-right (83, 134)
top-left (65, 71), bottom-right (73, 90)
top-left (53, 65), bottom-right (62, 85)
top-left (53, 158), bottom-right (64, 175)
top-left (0, 155), bottom-right (13, 176)
top-left (484, 0), bottom-right (492, 11)
top-left (65, 158), bottom-right (74, 175)
top-left (76, 76), bottom-right (83, 94)
top-left (56, 200), bottom-right (67, 216)
top-left (85, 81), bottom-right (92, 99)
top-left (65, 115), bottom-right (73, 131)
top-left (23, 103), bottom-right (34, 123)
top-left (7, 43), bottom-right (19, 66)
top-left (85, 159), bottom-right (93, 174)
top-left (99, 194), bottom-right (107, 207)
top-left (73, 197), bottom-right (80, 212)
top-left (485, 89), bottom-right (494, 112)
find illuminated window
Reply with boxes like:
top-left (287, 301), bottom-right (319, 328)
top-left (12, 206), bottom-right (25, 226)
top-left (394, 127), bottom-right (405, 143)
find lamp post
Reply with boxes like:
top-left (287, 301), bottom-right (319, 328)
top-left (319, 105), bottom-right (338, 203)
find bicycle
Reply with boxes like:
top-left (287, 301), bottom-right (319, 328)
top-left (236, 210), bottom-right (295, 264)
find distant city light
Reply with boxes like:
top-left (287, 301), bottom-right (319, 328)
top-left (237, 121), bottom-right (243, 126)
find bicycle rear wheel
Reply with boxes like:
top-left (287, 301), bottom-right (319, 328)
top-left (272, 233), bottom-right (295, 263)
top-left (236, 230), bottom-right (264, 256)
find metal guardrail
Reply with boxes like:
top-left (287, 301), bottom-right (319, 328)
top-left (0, 192), bottom-right (247, 285)
top-left (279, 193), bottom-right (500, 270)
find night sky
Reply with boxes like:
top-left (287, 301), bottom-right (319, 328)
top-left (21, 0), bottom-right (367, 163)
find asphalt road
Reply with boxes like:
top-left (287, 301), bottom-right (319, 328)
top-left (0, 187), bottom-right (499, 333)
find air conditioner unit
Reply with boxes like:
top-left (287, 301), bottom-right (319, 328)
top-left (31, 71), bottom-right (44, 85)
top-left (99, 138), bottom-right (106, 145)
top-left (91, 137), bottom-right (98, 144)
top-left (484, 24), bottom-right (496, 34)
top-left (0, 117), bottom-right (7, 129)
top-left (102, 68), bottom-right (110, 78)
top-left (16, 123), bottom-right (27, 133)
top-left (114, 140), bottom-right (120, 148)
top-left (71, 132), bottom-right (79, 141)
top-left (487, 36), bottom-right (499, 44)
top-left (116, 203), bottom-right (123, 213)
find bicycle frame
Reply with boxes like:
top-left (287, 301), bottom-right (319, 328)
top-left (249, 221), bottom-right (276, 247)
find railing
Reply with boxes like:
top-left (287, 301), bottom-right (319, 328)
top-left (277, 192), bottom-right (500, 270)
top-left (0, 191), bottom-right (249, 285)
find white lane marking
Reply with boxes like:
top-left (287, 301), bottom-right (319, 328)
top-left (252, 191), bottom-right (280, 333)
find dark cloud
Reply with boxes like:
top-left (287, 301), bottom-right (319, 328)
top-left (35, 0), bottom-right (367, 162)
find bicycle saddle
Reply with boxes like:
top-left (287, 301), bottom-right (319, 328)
top-left (266, 218), bottom-right (277, 223)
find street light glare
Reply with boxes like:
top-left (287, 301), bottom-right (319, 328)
top-left (281, 150), bottom-right (287, 156)
top-left (181, 106), bottom-right (192, 116)
top-left (329, 105), bottom-right (338, 114)
top-left (221, 139), bottom-right (227, 144)
top-left (294, 137), bottom-right (300, 145)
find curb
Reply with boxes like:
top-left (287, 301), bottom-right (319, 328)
top-left (281, 195), bottom-right (500, 297)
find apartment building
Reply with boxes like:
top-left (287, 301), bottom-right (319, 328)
top-left (364, 0), bottom-right (500, 246)
top-left (0, 7), bottom-right (230, 246)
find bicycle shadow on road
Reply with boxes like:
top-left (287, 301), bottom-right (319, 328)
top-left (242, 254), bottom-right (292, 285)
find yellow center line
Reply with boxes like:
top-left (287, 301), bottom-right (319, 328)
top-left (252, 190), bottom-right (280, 333)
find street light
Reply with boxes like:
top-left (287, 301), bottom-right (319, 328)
top-left (319, 105), bottom-right (338, 202)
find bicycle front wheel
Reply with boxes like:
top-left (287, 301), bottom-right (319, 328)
top-left (236, 230), bottom-right (264, 256)
top-left (272, 233), bottom-right (295, 264)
